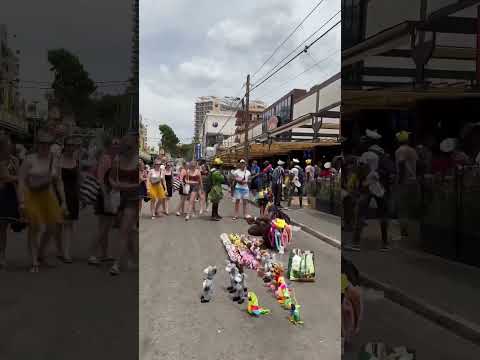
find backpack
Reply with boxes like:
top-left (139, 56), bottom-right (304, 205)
top-left (297, 167), bottom-right (305, 185)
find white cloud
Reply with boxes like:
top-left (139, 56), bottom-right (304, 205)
top-left (140, 0), bottom-right (341, 143)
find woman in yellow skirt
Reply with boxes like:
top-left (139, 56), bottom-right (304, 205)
top-left (18, 130), bottom-right (67, 272)
top-left (148, 160), bottom-right (166, 219)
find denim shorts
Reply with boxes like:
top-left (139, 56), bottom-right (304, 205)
top-left (234, 187), bottom-right (250, 200)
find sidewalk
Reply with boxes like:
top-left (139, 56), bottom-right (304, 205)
top-left (343, 222), bottom-right (480, 346)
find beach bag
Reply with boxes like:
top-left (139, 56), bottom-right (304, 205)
top-left (287, 249), bottom-right (315, 282)
top-left (27, 155), bottom-right (53, 191)
top-left (103, 162), bottom-right (121, 214)
top-left (172, 176), bottom-right (182, 192)
top-left (80, 173), bottom-right (100, 205)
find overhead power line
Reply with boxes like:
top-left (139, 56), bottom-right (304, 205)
top-left (251, 0), bottom-right (326, 80)
top-left (253, 48), bottom-right (340, 102)
top-left (250, 20), bottom-right (341, 94)
top-left (252, 9), bottom-right (341, 87)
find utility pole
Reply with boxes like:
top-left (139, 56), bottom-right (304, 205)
top-left (243, 74), bottom-right (250, 162)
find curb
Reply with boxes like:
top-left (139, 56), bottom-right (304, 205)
top-left (360, 274), bottom-right (480, 346)
top-left (291, 219), bottom-right (341, 249)
top-left (246, 198), bottom-right (341, 249)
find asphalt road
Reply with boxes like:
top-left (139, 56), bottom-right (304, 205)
top-left (0, 207), bottom-right (138, 360)
top-left (140, 196), bottom-right (341, 360)
top-left (343, 288), bottom-right (480, 359)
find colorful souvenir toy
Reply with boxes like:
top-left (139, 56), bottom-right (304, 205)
top-left (275, 276), bottom-right (291, 306)
top-left (247, 292), bottom-right (270, 316)
top-left (200, 265), bottom-right (217, 303)
top-left (288, 289), bottom-right (304, 325)
top-left (225, 260), bottom-right (239, 294)
top-left (288, 303), bottom-right (304, 325)
top-left (232, 273), bottom-right (246, 304)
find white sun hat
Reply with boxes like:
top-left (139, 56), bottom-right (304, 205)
top-left (440, 138), bottom-right (457, 153)
top-left (365, 129), bottom-right (382, 140)
top-left (324, 162), bottom-right (332, 169)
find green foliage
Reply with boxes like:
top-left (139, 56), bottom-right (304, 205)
top-left (177, 143), bottom-right (194, 160)
top-left (159, 124), bottom-right (180, 155)
top-left (48, 49), bottom-right (96, 117)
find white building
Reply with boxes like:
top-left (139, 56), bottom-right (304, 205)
top-left (0, 24), bottom-right (27, 135)
top-left (291, 73), bottom-right (341, 142)
top-left (193, 96), bottom-right (240, 143)
top-left (200, 111), bottom-right (236, 158)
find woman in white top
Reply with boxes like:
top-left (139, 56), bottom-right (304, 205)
top-left (232, 159), bottom-right (251, 220)
top-left (148, 160), bottom-right (167, 219)
top-left (18, 130), bottom-right (67, 272)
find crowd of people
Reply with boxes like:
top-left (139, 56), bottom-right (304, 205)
top-left (0, 127), bottom-right (139, 275)
top-left (341, 123), bottom-right (480, 252)
top-left (139, 155), bottom-right (337, 223)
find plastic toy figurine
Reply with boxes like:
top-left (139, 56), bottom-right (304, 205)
top-left (225, 261), bottom-right (239, 294)
top-left (247, 292), bottom-right (270, 316)
top-left (201, 265), bottom-right (217, 303)
top-left (275, 276), bottom-right (291, 306)
top-left (232, 273), bottom-right (246, 304)
top-left (288, 303), bottom-right (304, 325)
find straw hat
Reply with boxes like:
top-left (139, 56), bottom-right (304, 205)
top-left (305, 159), bottom-right (312, 165)
top-left (396, 130), bottom-right (410, 143)
top-left (213, 158), bottom-right (223, 165)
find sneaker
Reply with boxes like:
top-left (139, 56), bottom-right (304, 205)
top-left (185, 215), bottom-right (190, 221)
top-left (110, 263), bottom-right (120, 276)
top-left (88, 256), bottom-right (100, 266)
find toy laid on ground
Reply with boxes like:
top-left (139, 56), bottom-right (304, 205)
top-left (268, 218), bottom-right (292, 254)
top-left (275, 275), bottom-right (292, 309)
top-left (225, 260), bottom-right (239, 294)
top-left (288, 303), bottom-right (304, 325)
top-left (246, 291), bottom-right (270, 316)
top-left (220, 233), bottom-right (242, 264)
top-left (232, 272), bottom-right (247, 304)
top-left (287, 289), bottom-right (304, 325)
top-left (200, 265), bottom-right (217, 303)
top-left (287, 248), bottom-right (315, 282)
top-left (259, 251), bottom-right (277, 283)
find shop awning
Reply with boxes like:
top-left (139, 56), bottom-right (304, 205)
top-left (217, 140), bottom-right (340, 163)
top-left (342, 86), bottom-right (480, 114)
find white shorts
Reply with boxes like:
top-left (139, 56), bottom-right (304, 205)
top-left (234, 187), bottom-right (250, 200)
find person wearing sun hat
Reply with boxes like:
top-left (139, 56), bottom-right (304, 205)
top-left (208, 158), bottom-right (225, 221)
top-left (18, 129), bottom-right (67, 272)
top-left (232, 159), bottom-right (251, 220)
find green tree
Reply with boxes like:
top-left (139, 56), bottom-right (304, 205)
top-left (159, 124), bottom-right (180, 155)
top-left (48, 49), bottom-right (96, 119)
top-left (177, 143), bottom-right (194, 160)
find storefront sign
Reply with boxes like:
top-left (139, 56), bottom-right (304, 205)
top-left (267, 115), bottom-right (279, 131)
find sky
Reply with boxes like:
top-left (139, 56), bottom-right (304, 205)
top-left (140, 0), bottom-right (341, 145)
top-left (2, 0), bottom-right (132, 115)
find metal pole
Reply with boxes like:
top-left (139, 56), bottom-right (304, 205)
top-left (477, 5), bottom-right (480, 85)
top-left (244, 74), bottom-right (250, 162)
